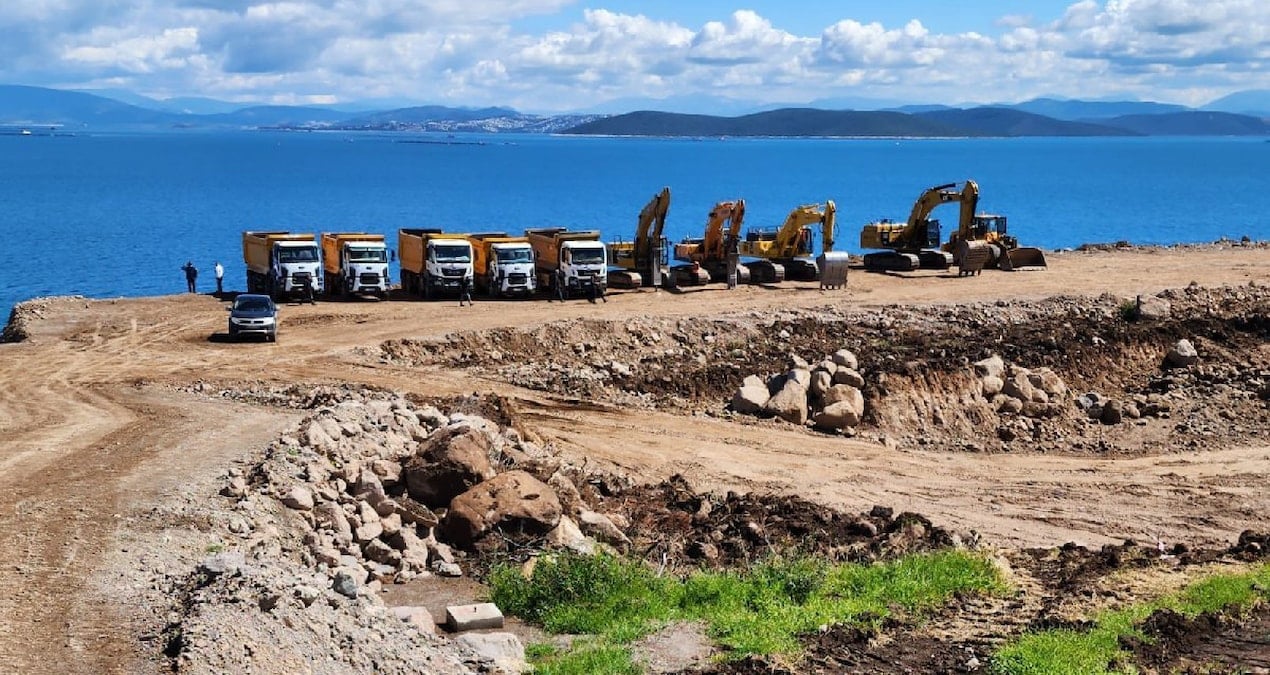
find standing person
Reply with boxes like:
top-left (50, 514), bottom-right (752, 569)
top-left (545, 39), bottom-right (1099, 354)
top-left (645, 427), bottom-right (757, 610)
top-left (554, 267), bottom-right (567, 302)
top-left (213, 261), bottom-right (224, 296)
top-left (181, 261), bottom-right (198, 293)
top-left (459, 275), bottom-right (474, 307)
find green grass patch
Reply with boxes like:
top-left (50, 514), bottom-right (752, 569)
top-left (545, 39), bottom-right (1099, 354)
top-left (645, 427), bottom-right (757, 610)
top-left (993, 563), bottom-right (1270, 675)
top-left (490, 550), bottom-right (1005, 671)
top-left (524, 641), bottom-right (642, 675)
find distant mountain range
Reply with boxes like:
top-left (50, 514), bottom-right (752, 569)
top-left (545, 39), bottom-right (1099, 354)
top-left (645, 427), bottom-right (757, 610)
top-left (1, 84), bottom-right (1267, 137)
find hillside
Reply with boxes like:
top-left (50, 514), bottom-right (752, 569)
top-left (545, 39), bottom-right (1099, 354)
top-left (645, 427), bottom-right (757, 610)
top-left (1009, 97), bottom-right (1190, 120)
top-left (1103, 111), bottom-right (1270, 136)
top-left (561, 108), bottom-right (972, 137)
top-left (0, 84), bottom-right (182, 127)
top-left (915, 107), bottom-right (1135, 136)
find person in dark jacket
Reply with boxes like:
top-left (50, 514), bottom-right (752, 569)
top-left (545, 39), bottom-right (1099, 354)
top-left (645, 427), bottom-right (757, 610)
top-left (181, 261), bottom-right (198, 293)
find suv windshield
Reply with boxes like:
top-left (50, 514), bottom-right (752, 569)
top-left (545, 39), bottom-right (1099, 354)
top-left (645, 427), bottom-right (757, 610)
top-left (496, 248), bottom-right (533, 264)
top-left (348, 247), bottom-right (387, 263)
top-left (278, 247), bottom-right (318, 263)
top-left (234, 297), bottom-right (273, 312)
top-left (434, 244), bottom-right (471, 263)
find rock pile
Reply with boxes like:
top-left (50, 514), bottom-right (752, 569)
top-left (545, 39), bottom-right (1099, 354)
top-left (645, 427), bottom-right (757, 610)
top-left (731, 349), bottom-right (867, 433)
top-left (972, 354), bottom-right (1070, 420)
top-left (238, 396), bottom-right (632, 592)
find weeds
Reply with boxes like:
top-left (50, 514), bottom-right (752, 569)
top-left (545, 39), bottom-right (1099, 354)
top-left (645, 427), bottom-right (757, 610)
top-left (993, 563), bottom-right (1270, 675)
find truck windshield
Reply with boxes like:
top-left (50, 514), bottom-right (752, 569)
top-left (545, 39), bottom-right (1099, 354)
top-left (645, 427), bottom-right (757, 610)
top-left (434, 245), bottom-right (471, 263)
top-left (278, 247), bottom-right (318, 263)
top-left (496, 248), bottom-right (533, 264)
top-left (348, 247), bottom-right (387, 263)
top-left (570, 247), bottom-right (605, 265)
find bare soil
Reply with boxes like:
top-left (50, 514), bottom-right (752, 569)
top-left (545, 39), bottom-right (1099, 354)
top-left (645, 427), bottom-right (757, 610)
top-left (0, 243), bottom-right (1268, 673)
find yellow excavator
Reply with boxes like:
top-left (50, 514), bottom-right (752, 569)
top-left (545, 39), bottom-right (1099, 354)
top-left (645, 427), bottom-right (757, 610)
top-left (860, 182), bottom-right (969, 271)
top-left (941, 181), bottom-right (1048, 273)
top-left (673, 200), bottom-right (747, 285)
top-left (739, 200), bottom-right (836, 281)
top-left (608, 187), bottom-right (671, 288)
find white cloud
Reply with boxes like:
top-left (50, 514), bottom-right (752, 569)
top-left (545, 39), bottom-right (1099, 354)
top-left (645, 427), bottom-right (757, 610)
top-left (1, 1), bottom-right (1266, 110)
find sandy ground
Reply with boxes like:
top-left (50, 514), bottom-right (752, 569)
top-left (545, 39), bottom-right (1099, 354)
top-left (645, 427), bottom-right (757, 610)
top-left (0, 244), bottom-right (1267, 673)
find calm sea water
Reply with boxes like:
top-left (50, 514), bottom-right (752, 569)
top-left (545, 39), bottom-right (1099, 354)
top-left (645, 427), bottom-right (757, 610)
top-left (1, 131), bottom-right (1267, 315)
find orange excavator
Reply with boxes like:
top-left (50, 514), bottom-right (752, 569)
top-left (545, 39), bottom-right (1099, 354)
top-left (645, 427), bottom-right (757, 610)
top-left (739, 200), bottom-right (836, 281)
top-left (673, 200), bottom-right (747, 285)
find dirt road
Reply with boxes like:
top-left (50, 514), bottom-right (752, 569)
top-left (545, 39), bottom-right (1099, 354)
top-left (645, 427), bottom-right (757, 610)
top-left (0, 244), bottom-right (1266, 672)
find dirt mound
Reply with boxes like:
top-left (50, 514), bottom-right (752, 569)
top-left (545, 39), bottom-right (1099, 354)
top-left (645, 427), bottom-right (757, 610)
top-left (595, 475), bottom-right (958, 570)
top-left (1, 295), bottom-right (86, 342)
top-left (1122, 605), bottom-right (1270, 673)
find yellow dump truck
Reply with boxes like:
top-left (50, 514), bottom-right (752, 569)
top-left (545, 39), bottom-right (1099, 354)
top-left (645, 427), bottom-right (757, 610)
top-left (525, 228), bottom-right (608, 299)
top-left (242, 231), bottom-right (323, 300)
top-left (467, 233), bottom-right (536, 297)
top-left (398, 228), bottom-right (474, 299)
top-left (320, 232), bottom-right (390, 299)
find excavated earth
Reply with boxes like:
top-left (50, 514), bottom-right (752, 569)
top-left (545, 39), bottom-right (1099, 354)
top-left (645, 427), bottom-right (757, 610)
top-left (0, 243), bottom-right (1268, 674)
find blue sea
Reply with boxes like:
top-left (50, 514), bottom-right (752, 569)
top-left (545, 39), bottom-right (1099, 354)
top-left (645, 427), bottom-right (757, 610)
top-left (1, 131), bottom-right (1267, 315)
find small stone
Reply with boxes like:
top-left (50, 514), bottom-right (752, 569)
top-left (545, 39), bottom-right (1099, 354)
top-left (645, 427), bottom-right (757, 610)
top-left (332, 569), bottom-right (361, 598)
top-left (198, 552), bottom-right (245, 578)
top-left (281, 486), bottom-right (314, 511)
top-left (294, 584), bottom-right (321, 607)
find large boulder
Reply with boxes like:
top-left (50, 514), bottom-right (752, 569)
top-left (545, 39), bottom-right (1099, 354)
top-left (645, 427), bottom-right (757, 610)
top-left (443, 471), bottom-right (563, 549)
top-left (808, 370), bottom-right (833, 398)
top-left (1164, 339), bottom-right (1199, 369)
top-left (786, 368), bottom-right (812, 388)
top-left (832, 349), bottom-right (859, 370)
top-left (821, 384), bottom-right (865, 417)
top-left (812, 401), bottom-right (862, 430)
top-left (404, 426), bottom-right (497, 508)
top-left (832, 368), bottom-right (866, 389)
top-left (731, 382), bottom-right (771, 415)
top-left (1001, 372), bottom-right (1036, 403)
top-left (973, 355), bottom-right (1006, 379)
top-left (763, 379), bottom-right (808, 425)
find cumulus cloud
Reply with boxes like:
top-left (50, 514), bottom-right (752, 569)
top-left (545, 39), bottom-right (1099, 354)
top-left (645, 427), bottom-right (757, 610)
top-left (1, 1), bottom-right (1266, 109)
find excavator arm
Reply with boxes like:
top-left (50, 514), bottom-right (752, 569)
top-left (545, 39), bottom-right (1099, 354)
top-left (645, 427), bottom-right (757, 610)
top-left (822, 200), bottom-right (836, 252)
top-left (703, 200), bottom-right (743, 261)
top-left (635, 187), bottom-right (670, 267)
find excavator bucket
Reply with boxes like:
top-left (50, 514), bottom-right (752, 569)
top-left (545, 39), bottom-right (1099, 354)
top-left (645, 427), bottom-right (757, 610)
top-left (1001, 247), bottom-right (1048, 271)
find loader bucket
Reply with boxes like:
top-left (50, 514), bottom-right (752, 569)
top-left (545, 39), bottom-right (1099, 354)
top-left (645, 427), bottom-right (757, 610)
top-left (1001, 247), bottom-right (1048, 271)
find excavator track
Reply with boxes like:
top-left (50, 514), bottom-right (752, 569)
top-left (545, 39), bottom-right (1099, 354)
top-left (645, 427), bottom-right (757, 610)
top-left (670, 265), bottom-right (711, 287)
top-left (782, 259), bottom-right (820, 281)
top-left (863, 251), bottom-right (920, 272)
top-left (607, 270), bottom-right (643, 289)
top-left (916, 250), bottom-right (954, 269)
top-left (746, 260), bottom-right (786, 284)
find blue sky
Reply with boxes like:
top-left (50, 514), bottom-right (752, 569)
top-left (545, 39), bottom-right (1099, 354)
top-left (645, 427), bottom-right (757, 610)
top-left (0, 1), bottom-right (1265, 112)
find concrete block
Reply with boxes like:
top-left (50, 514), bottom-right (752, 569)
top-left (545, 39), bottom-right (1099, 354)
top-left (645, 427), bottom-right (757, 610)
top-left (445, 602), bottom-right (504, 632)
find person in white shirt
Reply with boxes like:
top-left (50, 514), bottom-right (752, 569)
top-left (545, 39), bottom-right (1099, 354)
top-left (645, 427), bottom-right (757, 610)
top-left (214, 261), bottom-right (224, 296)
